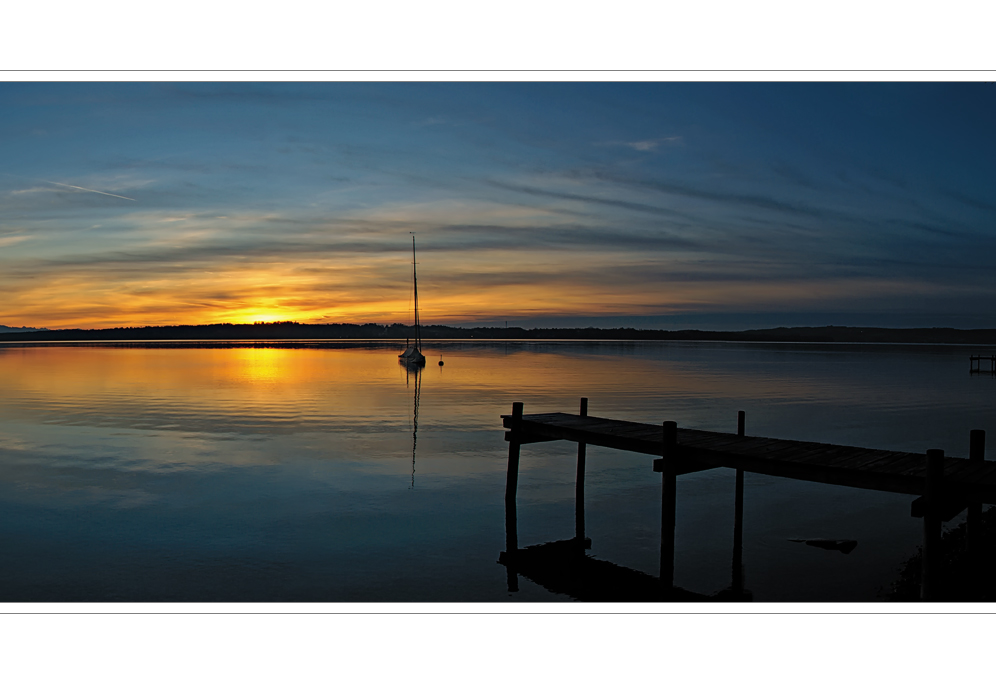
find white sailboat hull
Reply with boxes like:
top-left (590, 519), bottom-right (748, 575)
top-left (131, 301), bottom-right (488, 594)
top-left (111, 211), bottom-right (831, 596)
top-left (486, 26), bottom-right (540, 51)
top-left (399, 346), bottom-right (426, 365)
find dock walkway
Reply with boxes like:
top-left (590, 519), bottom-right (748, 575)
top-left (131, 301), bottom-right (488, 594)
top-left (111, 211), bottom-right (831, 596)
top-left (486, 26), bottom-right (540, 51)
top-left (502, 411), bottom-right (996, 503)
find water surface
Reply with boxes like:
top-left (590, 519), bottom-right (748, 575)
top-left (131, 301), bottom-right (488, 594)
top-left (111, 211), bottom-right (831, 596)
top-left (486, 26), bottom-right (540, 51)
top-left (0, 340), bottom-right (991, 601)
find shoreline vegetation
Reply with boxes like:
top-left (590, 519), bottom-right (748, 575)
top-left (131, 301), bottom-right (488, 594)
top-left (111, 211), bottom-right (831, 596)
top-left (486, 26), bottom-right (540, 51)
top-left (4, 322), bottom-right (996, 344)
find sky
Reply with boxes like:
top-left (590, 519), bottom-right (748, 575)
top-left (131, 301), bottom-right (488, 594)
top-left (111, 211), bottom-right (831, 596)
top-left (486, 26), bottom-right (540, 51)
top-left (2, 81), bottom-right (995, 331)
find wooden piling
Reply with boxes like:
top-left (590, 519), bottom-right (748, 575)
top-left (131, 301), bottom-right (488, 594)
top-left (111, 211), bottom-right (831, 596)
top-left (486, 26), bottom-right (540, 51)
top-left (921, 448), bottom-right (944, 601)
top-left (660, 420), bottom-right (678, 590)
top-left (504, 401), bottom-right (523, 591)
top-left (733, 410), bottom-right (745, 596)
top-left (968, 430), bottom-right (985, 593)
top-left (576, 397), bottom-right (588, 543)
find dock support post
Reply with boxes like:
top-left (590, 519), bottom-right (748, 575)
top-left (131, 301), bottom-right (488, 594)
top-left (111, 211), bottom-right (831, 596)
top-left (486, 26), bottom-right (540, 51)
top-left (660, 420), bottom-right (678, 592)
top-left (504, 401), bottom-right (523, 592)
top-left (575, 398), bottom-right (588, 546)
top-left (968, 430), bottom-right (985, 596)
top-left (921, 449), bottom-right (945, 601)
top-left (733, 410), bottom-right (745, 597)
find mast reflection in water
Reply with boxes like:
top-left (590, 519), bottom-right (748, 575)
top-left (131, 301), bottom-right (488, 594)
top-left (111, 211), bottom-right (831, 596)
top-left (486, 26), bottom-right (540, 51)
top-left (406, 363), bottom-right (421, 489)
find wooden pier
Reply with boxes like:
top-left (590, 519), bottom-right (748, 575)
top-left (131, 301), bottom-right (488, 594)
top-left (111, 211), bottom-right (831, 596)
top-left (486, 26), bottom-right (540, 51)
top-left (502, 400), bottom-right (995, 601)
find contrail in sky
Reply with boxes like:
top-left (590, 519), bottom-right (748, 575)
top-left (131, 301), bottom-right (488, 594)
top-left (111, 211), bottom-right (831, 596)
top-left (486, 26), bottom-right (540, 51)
top-left (38, 178), bottom-right (136, 201)
top-left (3, 173), bottom-right (136, 201)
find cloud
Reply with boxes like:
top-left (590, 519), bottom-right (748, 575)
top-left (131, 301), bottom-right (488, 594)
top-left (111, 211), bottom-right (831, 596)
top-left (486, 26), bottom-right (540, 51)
top-left (486, 179), bottom-right (694, 221)
top-left (0, 235), bottom-right (31, 248)
top-left (598, 136), bottom-right (683, 152)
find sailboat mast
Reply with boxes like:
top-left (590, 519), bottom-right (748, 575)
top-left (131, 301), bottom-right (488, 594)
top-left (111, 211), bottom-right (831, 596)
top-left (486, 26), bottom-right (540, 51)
top-left (412, 235), bottom-right (420, 348)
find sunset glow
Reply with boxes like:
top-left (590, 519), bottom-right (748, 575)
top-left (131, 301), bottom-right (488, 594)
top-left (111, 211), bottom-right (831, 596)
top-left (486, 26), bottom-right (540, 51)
top-left (3, 82), bottom-right (995, 330)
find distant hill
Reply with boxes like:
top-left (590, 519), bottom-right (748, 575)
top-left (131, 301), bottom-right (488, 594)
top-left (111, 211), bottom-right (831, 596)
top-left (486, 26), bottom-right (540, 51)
top-left (0, 325), bottom-right (47, 333)
top-left (3, 322), bottom-right (996, 345)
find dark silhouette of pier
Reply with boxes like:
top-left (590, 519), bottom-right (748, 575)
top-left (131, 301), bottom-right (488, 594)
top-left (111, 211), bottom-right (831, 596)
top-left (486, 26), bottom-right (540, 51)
top-left (970, 355), bottom-right (996, 374)
top-left (501, 400), bottom-right (996, 601)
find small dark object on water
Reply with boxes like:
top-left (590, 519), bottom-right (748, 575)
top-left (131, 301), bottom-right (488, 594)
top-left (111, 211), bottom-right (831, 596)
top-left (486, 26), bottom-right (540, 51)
top-left (438, 354), bottom-right (444, 366)
top-left (789, 538), bottom-right (858, 554)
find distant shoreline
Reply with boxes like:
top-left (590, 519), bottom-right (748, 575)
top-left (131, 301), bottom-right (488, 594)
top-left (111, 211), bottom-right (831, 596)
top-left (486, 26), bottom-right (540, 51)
top-left (4, 322), bottom-right (996, 345)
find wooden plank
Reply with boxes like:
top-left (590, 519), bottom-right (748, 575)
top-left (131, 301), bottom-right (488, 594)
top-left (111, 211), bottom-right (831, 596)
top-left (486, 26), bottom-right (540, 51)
top-left (938, 458), bottom-right (976, 480)
top-left (682, 434), bottom-right (752, 452)
top-left (948, 460), bottom-right (996, 483)
top-left (506, 412), bottom-right (563, 423)
top-left (817, 448), bottom-right (895, 470)
top-left (503, 411), bottom-right (996, 500)
top-left (893, 459), bottom-right (930, 479)
top-left (564, 417), bottom-right (622, 430)
top-left (872, 455), bottom-right (925, 476)
top-left (779, 445), bottom-right (864, 466)
top-left (750, 443), bottom-right (825, 462)
top-left (737, 440), bottom-right (829, 460)
top-left (775, 443), bottom-right (858, 464)
top-left (941, 459), bottom-right (996, 485)
top-left (800, 446), bottom-right (890, 469)
top-left (724, 436), bottom-right (791, 452)
top-left (679, 429), bottom-right (740, 442)
top-left (829, 449), bottom-right (912, 472)
top-left (720, 437), bottom-right (786, 455)
top-left (624, 430), bottom-right (667, 444)
top-left (600, 424), bottom-right (661, 438)
top-left (847, 452), bottom-right (920, 475)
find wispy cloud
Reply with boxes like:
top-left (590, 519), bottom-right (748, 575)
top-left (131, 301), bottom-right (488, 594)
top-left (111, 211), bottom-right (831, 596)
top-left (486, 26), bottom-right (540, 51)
top-left (598, 136), bottom-right (683, 152)
top-left (0, 235), bottom-right (31, 248)
top-left (486, 179), bottom-right (693, 221)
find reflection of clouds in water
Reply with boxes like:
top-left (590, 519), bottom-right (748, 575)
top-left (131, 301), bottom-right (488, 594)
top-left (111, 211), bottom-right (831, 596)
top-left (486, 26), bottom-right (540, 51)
top-left (70, 484), bottom-right (160, 509)
top-left (2, 462), bottom-right (161, 510)
top-left (0, 434), bottom-right (34, 451)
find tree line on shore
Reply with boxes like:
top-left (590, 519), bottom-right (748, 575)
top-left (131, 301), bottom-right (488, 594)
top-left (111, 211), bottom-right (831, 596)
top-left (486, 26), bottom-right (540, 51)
top-left (5, 321), bottom-right (996, 344)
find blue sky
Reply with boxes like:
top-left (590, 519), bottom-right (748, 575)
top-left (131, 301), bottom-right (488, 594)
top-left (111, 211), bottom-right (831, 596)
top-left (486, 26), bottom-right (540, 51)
top-left (1, 81), bottom-right (995, 330)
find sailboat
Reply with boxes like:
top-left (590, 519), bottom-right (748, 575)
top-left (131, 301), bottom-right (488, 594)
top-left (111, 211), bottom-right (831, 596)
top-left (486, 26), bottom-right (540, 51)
top-left (399, 236), bottom-right (426, 366)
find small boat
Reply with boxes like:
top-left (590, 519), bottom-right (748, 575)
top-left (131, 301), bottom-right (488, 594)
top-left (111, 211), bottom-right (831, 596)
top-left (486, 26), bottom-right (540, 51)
top-left (399, 235), bottom-right (426, 367)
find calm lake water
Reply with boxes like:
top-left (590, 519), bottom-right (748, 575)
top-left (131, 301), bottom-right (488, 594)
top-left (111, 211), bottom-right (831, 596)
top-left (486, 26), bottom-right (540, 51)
top-left (0, 340), bottom-right (992, 602)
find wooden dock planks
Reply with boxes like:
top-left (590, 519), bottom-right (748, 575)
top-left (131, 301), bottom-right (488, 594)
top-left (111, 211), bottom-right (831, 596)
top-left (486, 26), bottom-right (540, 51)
top-left (503, 411), bottom-right (996, 503)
